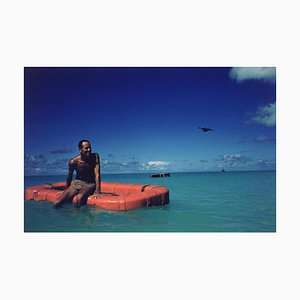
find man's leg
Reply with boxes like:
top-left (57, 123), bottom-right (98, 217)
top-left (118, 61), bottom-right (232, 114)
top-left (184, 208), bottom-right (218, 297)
top-left (53, 187), bottom-right (79, 208)
top-left (74, 184), bottom-right (96, 207)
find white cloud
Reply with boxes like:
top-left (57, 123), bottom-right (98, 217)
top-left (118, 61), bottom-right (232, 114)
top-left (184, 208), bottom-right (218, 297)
top-left (229, 67), bottom-right (276, 83)
top-left (219, 154), bottom-right (275, 170)
top-left (147, 161), bottom-right (171, 167)
top-left (101, 159), bottom-right (141, 173)
top-left (221, 154), bottom-right (251, 165)
top-left (141, 161), bottom-right (172, 171)
top-left (252, 102), bottom-right (276, 127)
top-left (219, 154), bottom-right (254, 170)
top-left (254, 159), bottom-right (276, 170)
top-left (255, 134), bottom-right (275, 143)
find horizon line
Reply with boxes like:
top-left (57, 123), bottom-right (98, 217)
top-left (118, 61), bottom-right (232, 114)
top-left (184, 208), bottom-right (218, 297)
top-left (24, 169), bottom-right (276, 177)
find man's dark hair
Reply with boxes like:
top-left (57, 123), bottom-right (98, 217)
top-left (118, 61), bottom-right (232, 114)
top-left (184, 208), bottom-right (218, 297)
top-left (78, 139), bottom-right (91, 149)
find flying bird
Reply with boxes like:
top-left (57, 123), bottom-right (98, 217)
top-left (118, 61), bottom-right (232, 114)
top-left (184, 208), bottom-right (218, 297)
top-left (198, 127), bottom-right (215, 132)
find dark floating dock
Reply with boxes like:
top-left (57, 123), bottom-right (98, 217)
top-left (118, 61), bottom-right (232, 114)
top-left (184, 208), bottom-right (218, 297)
top-left (150, 173), bottom-right (171, 178)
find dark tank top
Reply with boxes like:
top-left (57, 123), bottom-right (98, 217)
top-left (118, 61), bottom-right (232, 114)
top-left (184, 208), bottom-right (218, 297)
top-left (75, 154), bottom-right (97, 183)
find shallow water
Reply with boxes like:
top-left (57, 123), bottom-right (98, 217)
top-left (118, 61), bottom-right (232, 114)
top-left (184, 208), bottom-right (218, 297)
top-left (24, 171), bottom-right (276, 232)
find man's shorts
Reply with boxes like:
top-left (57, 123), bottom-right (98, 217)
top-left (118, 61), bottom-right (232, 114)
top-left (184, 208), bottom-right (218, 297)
top-left (70, 179), bottom-right (96, 191)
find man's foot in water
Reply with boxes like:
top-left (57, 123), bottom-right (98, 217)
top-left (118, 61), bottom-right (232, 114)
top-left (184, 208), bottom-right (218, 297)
top-left (53, 201), bottom-right (62, 209)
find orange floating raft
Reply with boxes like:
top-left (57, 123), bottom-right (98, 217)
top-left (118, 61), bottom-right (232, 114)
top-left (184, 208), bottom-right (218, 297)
top-left (25, 182), bottom-right (169, 211)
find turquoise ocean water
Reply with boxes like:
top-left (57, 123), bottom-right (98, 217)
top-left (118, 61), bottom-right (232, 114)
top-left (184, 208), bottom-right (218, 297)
top-left (24, 171), bottom-right (276, 232)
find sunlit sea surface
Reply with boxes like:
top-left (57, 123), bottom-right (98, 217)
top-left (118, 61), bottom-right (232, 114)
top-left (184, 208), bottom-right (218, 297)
top-left (24, 171), bottom-right (275, 232)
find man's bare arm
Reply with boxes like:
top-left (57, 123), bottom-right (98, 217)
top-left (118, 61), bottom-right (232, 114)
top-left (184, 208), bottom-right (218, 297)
top-left (94, 153), bottom-right (101, 194)
top-left (66, 159), bottom-right (75, 188)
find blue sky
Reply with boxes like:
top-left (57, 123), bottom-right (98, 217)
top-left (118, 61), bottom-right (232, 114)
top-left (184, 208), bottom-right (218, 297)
top-left (24, 67), bottom-right (276, 175)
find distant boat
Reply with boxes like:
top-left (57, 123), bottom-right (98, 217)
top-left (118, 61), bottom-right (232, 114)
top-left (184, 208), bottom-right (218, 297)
top-left (221, 168), bottom-right (225, 172)
top-left (150, 173), bottom-right (171, 178)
